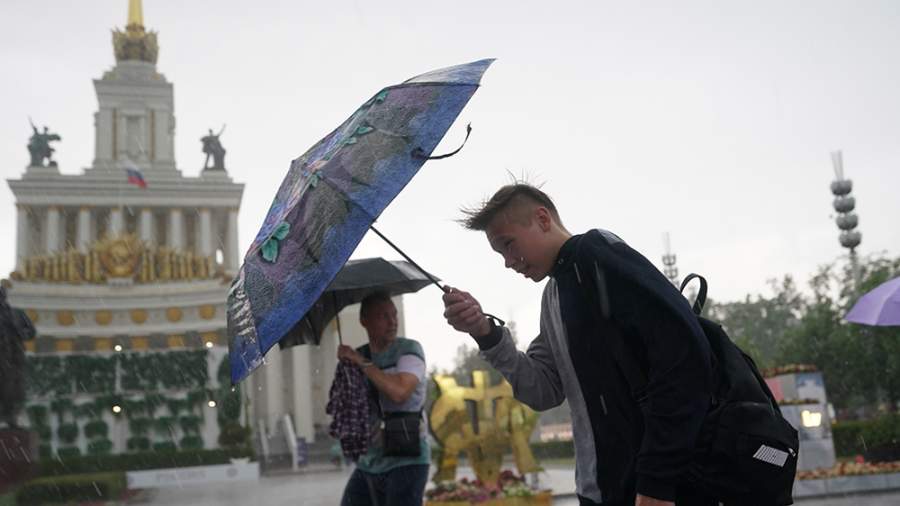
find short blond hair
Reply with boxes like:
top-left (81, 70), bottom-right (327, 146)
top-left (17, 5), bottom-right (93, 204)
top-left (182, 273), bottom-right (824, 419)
top-left (459, 183), bottom-right (561, 231)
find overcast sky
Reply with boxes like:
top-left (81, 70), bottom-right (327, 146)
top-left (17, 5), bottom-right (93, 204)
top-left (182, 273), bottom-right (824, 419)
top-left (2, 0), bottom-right (899, 370)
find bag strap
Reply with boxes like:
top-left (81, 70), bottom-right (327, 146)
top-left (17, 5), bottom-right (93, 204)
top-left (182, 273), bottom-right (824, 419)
top-left (679, 273), bottom-right (707, 315)
top-left (360, 345), bottom-right (385, 419)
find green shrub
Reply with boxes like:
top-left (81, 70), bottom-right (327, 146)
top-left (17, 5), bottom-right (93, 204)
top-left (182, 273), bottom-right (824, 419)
top-left (179, 435), bottom-right (204, 450)
top-left (16, 472), bottom-right (125, 505)
top-left (75, 402), bottom-right (99, 420)
top-left (153, 441), bottom-right (177, 453)
top-left (832, 420), bottom-right (868, 457)
top-left (127, 436), bottom-right (151, 452)
top-left (530, 440), bottom-right (575, 460)
top-left (37, 448), bottom-right (254, 477)
top-left (56, 447), bottom-right (81, 459)
top-left (154, 417), bottom-right (176, 436)
top-left (35, 425), bottom-right (52, 441)
top-left (38, 444), bottom-right (52, 460)
top-left (832, 414), bottom-right (900, 459)
top-left (218, 390), bottom-right (241, 423)
top-left (87, 439), bottom-right (114, 456)
top-left (128, 417), bottom-right (152, 436)
top-left (57, 423), bottom-right (78, 443)
top-left (84, 420), bottom-right (109, 439)
top-left (218, 423), bottom-right (250, 448)
top-left (180, 415), bottom-right (203, 434)
top-left (26, 405), bottom-right (48, 427)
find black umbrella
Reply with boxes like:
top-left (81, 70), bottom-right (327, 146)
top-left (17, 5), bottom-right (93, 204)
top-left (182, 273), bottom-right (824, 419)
top-left (278, 257), bottom-right (436, 349)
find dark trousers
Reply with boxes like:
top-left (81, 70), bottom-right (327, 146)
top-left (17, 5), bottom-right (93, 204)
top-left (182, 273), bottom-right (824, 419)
top-left (578, 484), bottom-right (720, 506)
top-left (340, 464), bottom-right (429, 506)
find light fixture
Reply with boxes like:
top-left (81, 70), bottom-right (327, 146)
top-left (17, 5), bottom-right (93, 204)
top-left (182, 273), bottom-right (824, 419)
top-left (208, 400), bottom-right (217, 408)
top-left (205, 341), bottom-right (214, 349)
top-left (114, 344), bottom-right (123, 352)
top-left (112, 405), bottom-right (122, 414)
top-left (801, 410), bottom-right (822, 428)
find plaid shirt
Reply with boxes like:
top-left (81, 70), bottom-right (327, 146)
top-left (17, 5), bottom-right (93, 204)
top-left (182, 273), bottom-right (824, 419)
top-left (326, 361), bottom-right (370, 460)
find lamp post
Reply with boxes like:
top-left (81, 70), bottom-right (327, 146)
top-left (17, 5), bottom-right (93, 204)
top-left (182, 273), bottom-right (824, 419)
top-left (830, 150), bottom-right (862, 289)
top-left (662, 232), bottom-right (679, 286)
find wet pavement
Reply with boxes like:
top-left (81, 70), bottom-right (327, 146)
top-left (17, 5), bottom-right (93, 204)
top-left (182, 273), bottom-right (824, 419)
top-left (137, 463), bottom-right (900, 506)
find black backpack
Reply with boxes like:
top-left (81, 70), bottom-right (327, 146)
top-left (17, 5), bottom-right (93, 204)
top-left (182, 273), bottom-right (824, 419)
top-left (606, 273), bottom-right (799, 506)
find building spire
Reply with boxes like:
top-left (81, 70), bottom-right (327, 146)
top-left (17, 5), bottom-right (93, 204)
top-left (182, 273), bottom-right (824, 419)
top-left (127, 0), bottom-right (144, 30)
top-left (113, 0), bottom-right (158, 64)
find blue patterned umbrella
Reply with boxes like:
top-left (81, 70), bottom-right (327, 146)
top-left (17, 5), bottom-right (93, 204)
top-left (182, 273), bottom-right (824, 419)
top-left (227, 59), bottom-right (494, 384)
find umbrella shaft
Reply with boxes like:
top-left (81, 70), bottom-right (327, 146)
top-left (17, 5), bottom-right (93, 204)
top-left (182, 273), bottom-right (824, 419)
top-left (368, 225), bottom-right (447, 293)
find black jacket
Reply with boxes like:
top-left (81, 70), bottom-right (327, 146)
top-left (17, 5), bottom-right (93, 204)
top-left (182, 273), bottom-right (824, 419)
top-left (478, 230), bottom-right (713, 502)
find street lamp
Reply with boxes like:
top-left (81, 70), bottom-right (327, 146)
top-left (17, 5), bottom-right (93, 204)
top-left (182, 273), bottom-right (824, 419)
top-left (830, 151), bottom-right (862, 288)
top-left (661, 232), bottom-right (679, 286)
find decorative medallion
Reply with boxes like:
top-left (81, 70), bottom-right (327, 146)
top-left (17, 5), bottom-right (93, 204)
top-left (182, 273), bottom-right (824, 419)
top-left (26, 309), bottom-right (39, 323)
top-left (56, 310), bottom-right (75, 326)
top-left (95, 310), bottom-right (113, 325)
top-left (130, 309), bottom-right (148, 324)
top-left (198, 305), bottom-right (216, 320)
top-left (131, 336), bottom-right (149, 350)
top-left (97, 234), bottom-right (142, 279)
top-left (166, 307), bottom-right (183, 322)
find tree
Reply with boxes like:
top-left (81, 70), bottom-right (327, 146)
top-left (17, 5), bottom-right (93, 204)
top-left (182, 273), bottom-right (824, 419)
top-left (705, 276), bottom-right (803, 369)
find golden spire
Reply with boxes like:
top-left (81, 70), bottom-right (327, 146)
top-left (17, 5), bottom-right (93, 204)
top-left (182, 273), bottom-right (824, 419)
top-left (113, 0), bottom-right (158, 64)
top-left (127, 0), bottom-right (144, 31)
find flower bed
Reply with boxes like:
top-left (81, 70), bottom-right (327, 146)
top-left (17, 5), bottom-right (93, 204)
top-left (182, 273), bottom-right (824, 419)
top-left (762, 364), bottom-right (817, 378)
top-left (426, 471), bottom-right (552, 505)
top-left (797, 460), bottom-right (900, 479)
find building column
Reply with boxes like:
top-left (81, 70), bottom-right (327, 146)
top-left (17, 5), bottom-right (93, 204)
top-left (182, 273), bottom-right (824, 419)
top-left (199, 208), bottom-right (212, 256)
top-left (139, 208), bottom-right (154, 245)
top-left (290, 346), bottom-right (315, 441)
top-left (77, 206), bottom-right (92, 253)
top-left (16, 205), bottom-right (30, 271)
top-left (168, 208), bottom-right (184, 250)
top-left (226, 208), bottom-right (239, 271)
top-left (109, 207), bottom-right (124, 236)
top-left (263, 348), bottom-right (285, 432)
top-left (45, 206), bottom-right (60, 254)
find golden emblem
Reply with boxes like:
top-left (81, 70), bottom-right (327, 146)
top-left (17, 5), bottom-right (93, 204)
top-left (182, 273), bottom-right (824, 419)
top-left (98, 234), bottom-right (142, 279)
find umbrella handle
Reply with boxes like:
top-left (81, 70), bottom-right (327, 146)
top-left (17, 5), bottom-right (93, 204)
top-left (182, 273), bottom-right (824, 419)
top-left (411, 123), bottom-right (472, 160)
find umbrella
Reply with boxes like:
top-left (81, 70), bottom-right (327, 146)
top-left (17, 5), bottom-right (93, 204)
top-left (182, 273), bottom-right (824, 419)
top-left (845, 276), bottom-right (900, 326)
top-left (278, 257), bottom-right (435, 349)
top-left (228, 59), bottom-right (494, 384)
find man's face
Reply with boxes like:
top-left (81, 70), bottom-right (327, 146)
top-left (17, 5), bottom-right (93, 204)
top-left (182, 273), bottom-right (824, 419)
top-left (361, 299), bottom-right (398, 341)
top-left (485, 206), bottom-right (553, 282)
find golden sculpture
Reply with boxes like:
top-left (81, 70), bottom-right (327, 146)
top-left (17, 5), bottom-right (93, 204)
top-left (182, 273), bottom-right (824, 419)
top-left (112, 0), bottom-right (159, 64)
top-left (430, 371), bottom-right (540, 484)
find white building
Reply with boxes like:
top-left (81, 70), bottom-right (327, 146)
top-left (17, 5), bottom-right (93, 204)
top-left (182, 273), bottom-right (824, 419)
top-left (6, 1), bottom-right (243, 456)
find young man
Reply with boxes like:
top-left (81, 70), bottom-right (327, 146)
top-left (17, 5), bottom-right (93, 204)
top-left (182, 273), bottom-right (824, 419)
top-left (442, 184), bottom-right (716, 506)
top-left (337, 291), bottom-right (430, 506)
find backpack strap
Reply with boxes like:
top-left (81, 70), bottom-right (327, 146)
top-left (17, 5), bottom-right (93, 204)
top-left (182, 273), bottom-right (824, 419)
top-left (679, 273), bottom-right (708, 315)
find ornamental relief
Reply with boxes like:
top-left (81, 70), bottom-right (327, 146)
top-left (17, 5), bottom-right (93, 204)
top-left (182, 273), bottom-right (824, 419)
top-left (10, 234), bottom-right (225, 285)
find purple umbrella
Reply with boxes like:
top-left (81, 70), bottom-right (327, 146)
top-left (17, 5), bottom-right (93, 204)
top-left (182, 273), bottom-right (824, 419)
top-left (845, 276), bottom-right (900, 326)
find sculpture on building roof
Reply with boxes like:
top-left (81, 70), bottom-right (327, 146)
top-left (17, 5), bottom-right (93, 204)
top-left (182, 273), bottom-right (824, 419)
top-left (27, 120), bottom-right (61, 167)
top-left (201, 125), bottom-right (227, 171)
top-left (112, 0), bottom-right (159, 64)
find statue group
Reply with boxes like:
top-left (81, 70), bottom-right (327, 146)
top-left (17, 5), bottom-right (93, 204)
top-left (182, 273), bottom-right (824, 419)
top-left (27, 122), bottom-right (61, 167)
top-left (201, 126), bottom-right (226, 170)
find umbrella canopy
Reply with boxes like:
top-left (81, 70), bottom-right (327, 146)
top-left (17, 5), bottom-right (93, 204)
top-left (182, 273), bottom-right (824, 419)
top-left (845, 276), bottom-right (900, 326)
top-left (278, 257), bottom-right (435, 349)
top-left (228, 59), bottom-right (493, 384)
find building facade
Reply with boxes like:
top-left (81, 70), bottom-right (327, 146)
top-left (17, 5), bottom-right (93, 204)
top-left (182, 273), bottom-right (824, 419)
top-left (6, 1), bottom-right (243, 457)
